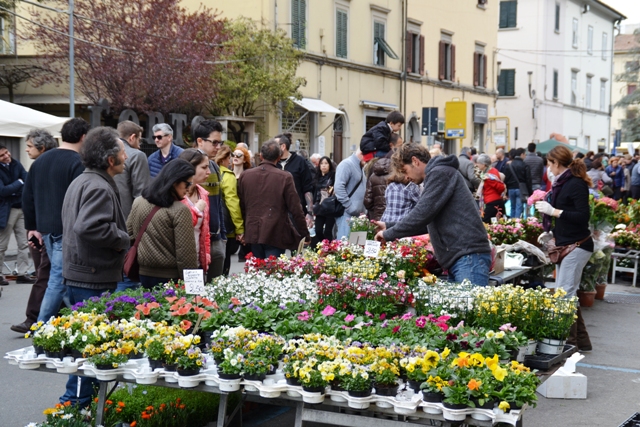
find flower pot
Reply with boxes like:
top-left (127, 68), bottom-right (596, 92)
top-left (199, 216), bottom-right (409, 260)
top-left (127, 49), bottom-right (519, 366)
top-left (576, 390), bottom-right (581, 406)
top-left (375, 384), bottom-right (399, 397)
top-left (407, 379), bottom-right (422, 392)
top-left (218, 377), bottom-right (242, 392)
top-left (302, 385), bottom-right (326, 393)
top-left (421, 391), bottom-right (443, 403)
top-left (218, 372), bottom-right (241, 380)
top-left (526, 339), bottom-right (538, 356)
top-left (94, 363), bottom-right (116, 370)
top-left (442, 402), bottom-right (468, 410)
top-left (537, 338), bottom-right (566, 355)
top-left (286, 377), bottom-right (301, 386)
top-left (244, 373), bottom-right (266, 382)
top-left (162, 363), bottom-right (178, 372)
top-left (33, 345), bottom-right (45, 355)
top-left (301, 386), bottom-right (325, 404)
top-left (148, 358), bottom-right (163, 370)
top-left (45, 350), bottom-right (66, 360)
top-left (348, 389), bottom-right (372, 398)
top-left (577, 290), bottom-right (596, 307)
top-left (177, 368), bottom-right (200, 376)
top-left (442, 407), bottom-right (468, 422)
top-left (472, 399), bottom-right (495, 410)
top-left (70, 349), bottom-right (83, 360)
top-left (128, 352), bottom-right (144, 360)
top-left (595, 283), bottom-right (607, 300)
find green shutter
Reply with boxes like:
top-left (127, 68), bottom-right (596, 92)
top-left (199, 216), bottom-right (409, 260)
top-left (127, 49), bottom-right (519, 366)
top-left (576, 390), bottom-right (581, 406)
top-left (499, 70), bottom-right (515, 96)
top-left (336, 10), bottom-right (347, 58)
top-left (499, 1), bottom-right (517, 29)
top-left (292, 0), bottom-right (306, 49)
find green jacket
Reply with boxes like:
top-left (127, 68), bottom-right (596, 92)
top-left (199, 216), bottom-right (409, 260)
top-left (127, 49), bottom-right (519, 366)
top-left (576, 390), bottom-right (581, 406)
top-left (219, 165), bottom-right (244, 237)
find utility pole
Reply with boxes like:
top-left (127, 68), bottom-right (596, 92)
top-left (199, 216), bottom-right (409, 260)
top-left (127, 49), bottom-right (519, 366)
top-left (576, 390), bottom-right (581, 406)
top-left (69, 0), bottom-right (74, 117)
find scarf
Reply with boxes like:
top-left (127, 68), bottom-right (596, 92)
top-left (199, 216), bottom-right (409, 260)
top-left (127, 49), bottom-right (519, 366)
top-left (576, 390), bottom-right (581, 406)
top-left (543, 169), bottom-right (572, 232)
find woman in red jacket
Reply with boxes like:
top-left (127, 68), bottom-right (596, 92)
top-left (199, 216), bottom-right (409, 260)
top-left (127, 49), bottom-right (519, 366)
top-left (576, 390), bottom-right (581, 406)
top-left (476, 154), bottom-right (506, 223)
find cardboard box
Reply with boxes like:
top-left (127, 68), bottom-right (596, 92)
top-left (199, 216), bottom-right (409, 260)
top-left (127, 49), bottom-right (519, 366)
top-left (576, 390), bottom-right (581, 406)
top-left (493, 247), bottom-right (506, 274)
top-left (536, 353), bottom-right (587, 399)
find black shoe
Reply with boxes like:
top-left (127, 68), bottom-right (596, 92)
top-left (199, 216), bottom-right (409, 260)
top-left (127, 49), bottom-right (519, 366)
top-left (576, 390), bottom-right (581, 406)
top-left (0, 278), bottom-right (8, 286)
top-left (10, 322), bottom-right (32, 334)
top-left (15, 275), bottom-right (35, 284)
top-left (579, 345), bottom-right (593, 352)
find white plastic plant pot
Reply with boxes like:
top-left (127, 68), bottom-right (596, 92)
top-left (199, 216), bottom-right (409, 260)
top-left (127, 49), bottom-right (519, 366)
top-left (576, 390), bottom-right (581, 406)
top-left (347, 397), bottom-right (370, 410)
top-left (470, 410), bottom-right (493, 421)
top-left (218, 379), bottom-right (241, 392)
top-left (301, 390), bottom-right (325, 404)
top-left (286, 390), bottom-right (302, 397)
top-left (375, 400), bottom-right (393, 408)
top-left (330, 393), bottom-right (347, 402)
top-left (422, 403), bottom-right (443, 415)
top-left (442, 408), bottom-right (468, 422)
top-left (526, 339), bottom-right (538, 355)
top-left (537, 338), bottom-right (566, 355)
top-left (178, 376), bottom-right (201, 388)
top-left (56, 358), bottom-right (79, 374)
top-left (94, 370), bottom-right (119, 381)
top-left (394, 405), bottom-right (418, 415)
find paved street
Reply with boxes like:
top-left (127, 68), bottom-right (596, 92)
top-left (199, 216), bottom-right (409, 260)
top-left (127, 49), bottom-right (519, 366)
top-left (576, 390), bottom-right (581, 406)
top-left (1, 262), bottom-right (640, 427)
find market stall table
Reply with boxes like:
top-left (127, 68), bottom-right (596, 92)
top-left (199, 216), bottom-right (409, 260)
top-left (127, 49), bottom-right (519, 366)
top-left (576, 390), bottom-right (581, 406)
top-left (611, 250), bottom-right (640, 287)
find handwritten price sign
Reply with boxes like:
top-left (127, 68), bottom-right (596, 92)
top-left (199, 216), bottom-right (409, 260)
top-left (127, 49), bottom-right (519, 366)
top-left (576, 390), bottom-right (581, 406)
top-left (363, 240), bottom-right (381, 258)
top-left (183, 269), bottom-right (205, 295)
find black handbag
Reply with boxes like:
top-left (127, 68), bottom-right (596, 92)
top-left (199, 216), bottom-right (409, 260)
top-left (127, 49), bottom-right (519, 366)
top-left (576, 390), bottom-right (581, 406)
top-left (313, 175), bottom-right (362, 218)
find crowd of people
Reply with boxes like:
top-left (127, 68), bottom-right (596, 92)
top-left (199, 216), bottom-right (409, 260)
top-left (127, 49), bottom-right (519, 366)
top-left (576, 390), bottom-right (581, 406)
top-left (0, 111), bottom-right (633, 403)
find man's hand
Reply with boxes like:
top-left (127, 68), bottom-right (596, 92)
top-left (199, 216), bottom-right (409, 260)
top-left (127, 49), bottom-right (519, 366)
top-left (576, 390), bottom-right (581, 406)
top-left (305, 214), bottom-right (314, 229)
top-left (235, 234), bottom-right (244, 244)
top-left (374, 230), bottom-right (386, 244)
top-left (372, 220), bottom-right (386, 232)
top-left (27, 230), bottom-right (43, 251)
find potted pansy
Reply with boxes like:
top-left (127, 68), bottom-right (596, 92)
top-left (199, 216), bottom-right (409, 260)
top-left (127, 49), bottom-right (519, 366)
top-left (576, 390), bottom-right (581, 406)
top-left (370, 358), bottom-right (400, 396)
top-left (85, 342), bottom-right (128, 370)
top-left (175, 345), bottom-right (206, 376)
top-left (216, 348), bottom-right (244, 392)
top-left (32, 321), bottom-right (68, 359)
top-left (341, 363), bottom-right (373, 398)
top-left (492, 361), bottom-right (540, 411)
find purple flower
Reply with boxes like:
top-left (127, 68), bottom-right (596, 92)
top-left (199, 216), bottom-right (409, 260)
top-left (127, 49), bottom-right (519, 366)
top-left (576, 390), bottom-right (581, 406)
top-left (298, 299), bottom-right (306, 304)
top-left (233, 307), bottom-right (241, 313)
top-left (253, 305), bottom-right (263, 313)
top-left (71, 301), bottom-right (86, 310)
top-left (164, 289), bottom-right (176, 297)
top-left (279, 304), bottom-right (287, 310)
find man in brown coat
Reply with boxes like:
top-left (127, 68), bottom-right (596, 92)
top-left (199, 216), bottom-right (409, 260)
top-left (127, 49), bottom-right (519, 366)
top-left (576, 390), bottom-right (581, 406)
top-left (238, 139), bottom-right (310, 259)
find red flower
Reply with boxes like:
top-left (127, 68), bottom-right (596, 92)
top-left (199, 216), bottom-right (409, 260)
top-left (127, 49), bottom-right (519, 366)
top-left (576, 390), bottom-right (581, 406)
top-left (392, 325), bottom-right (401, 334)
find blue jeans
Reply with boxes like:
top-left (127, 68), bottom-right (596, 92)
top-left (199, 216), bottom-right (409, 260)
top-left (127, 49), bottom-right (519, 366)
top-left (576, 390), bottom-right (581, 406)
top-left (448, 253), bottom-right (492, 287)
top-left (60, 285), bottom-right (108, 406)
top-left (37, 234), bottom-right (68, 322)
top-left (139, 275), bottom-right (174, 289)
top-left (116, 274), bottom-right (140, 292)
top-left (251, 244), bottom-right (285, 260)
top-left (335, 212), bottom-right (352, 241)
top-left (508, 189), bottom-right (523, 219)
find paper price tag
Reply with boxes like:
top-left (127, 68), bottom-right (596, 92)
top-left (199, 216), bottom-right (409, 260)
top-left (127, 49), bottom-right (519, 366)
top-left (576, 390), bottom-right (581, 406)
top-left (183, 269), bottom-right (205, 295)
top-left (363, 240), bottom-right (381, 258)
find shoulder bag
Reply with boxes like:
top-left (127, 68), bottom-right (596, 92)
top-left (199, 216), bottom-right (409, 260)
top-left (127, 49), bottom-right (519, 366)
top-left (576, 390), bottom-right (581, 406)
top-left (508, 163), bottom-right (530, 203)
top-left (313, 175), bottom-right (363, 218)
top-left (123, 206), bottom-right (161, 281)
top-left (547, 235), bottom-right (591, 264)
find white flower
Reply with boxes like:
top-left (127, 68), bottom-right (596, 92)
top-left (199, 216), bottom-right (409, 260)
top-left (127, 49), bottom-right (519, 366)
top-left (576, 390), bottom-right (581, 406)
top-left (61, 414), bottom-right (73, 420)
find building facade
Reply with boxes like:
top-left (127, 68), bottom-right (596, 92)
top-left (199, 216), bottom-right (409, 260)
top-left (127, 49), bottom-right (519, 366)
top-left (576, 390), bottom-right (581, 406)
top-left (495, 0), bottom-right (624, 152)
top-left (611, 30), bottom-right (640, 152)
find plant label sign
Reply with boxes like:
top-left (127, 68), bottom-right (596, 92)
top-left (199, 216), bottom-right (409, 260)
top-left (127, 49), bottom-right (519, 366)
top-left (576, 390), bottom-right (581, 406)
top-left (349, 231), bottom-right (368, 246)
top-left (183, 269), bottom-right (205, 295)
top-left (363, 240), bottom-right (381, 258)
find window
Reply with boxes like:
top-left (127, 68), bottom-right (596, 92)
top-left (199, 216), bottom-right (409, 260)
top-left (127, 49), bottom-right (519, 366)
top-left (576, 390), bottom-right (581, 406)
top-left (554, 3), bottom-right (560, 32)
top-left (553, 69), bottom-right (559, 99)
top-left (584, 136), bottom-right (590, 149)
top-left (498, 69), bottom-right (515, 96)
top-left (600, 80), bottom-right (606, 111)
top-left (571, 70), bottom-right (578, 106)
top-left (602, 32), bottom-right (608, 60)
top-left (0, 17), bottom-right (14, 54)
top-left (572, 18), bottom-right (578, 48)
top-left (438, 33), bottom-right (455, 81)
top-left (373, 20), bottom-right (398, 66)
top-left (586, 76), bottom-right (592, 108)
top-left (499, 1), bottom-right (517, 29)
top-left (473, 46), bottom-right (487, 88)
top-left (405, 31), bottom-right (424, 74)
top-left (629, 84), bottom-right (637, 95)
top-left (291, 0), bottom-right (307, 49)
top-left (336, 8), bottom-right (348, 58)
top-left (587, 26), bottom-right (593, 55)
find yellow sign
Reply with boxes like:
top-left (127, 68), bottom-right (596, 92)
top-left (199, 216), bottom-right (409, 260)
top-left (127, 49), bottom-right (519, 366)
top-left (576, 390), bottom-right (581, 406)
top-left (444, 101), bottom-right (467, 139)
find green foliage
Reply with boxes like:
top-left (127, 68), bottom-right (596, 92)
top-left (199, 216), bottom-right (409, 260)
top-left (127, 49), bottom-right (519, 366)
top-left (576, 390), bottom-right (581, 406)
top-left (615, 30), bottom-right (640, 142)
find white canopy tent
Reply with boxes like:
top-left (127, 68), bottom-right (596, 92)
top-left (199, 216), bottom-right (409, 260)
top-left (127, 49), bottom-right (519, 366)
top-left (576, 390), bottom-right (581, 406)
top-left (0, 100), bottom-right (68, 138)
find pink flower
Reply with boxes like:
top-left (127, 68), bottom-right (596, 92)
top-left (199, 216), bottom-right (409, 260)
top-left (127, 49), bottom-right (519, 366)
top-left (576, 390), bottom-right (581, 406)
top-left (499, 323), bottom-right (517, 332)
top-left (297, 311), bottom-right (310, 321)
top-left (392, 325), bottom-right (401, 334)
top-left (322, 305), bottom-right (336, 316)
top-left (365, 311), bottom-right (373, 318)
top-left (401, 312), bottom-right (414, 321)
top-left (379, 313), bottom-right (386, 320)
top-left (344, 314), bottom-right (355, 322)
top-left (415, 316), bottom-right (427, 328)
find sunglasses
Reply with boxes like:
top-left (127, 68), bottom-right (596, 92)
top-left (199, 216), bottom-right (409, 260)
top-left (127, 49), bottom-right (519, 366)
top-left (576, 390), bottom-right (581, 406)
top-left (204, 138), bottom-right (222, 146)
top-left (153, 134), bottom-right (169, 140)
top-left (231, 153), bottom-right (244, 158)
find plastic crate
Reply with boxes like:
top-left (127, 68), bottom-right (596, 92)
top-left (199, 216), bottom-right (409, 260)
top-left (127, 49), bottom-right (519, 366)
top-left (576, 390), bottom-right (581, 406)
top-left (524, 344), bottom-right (576, 371)
top-left (618, 413), bottom-right (640, 427)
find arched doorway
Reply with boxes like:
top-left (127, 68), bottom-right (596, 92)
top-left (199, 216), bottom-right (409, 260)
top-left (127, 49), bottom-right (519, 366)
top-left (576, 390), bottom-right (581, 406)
top-left (408, 116), bottom-right (421, 144)
top-left (332, 116), bottom-right (344, 164)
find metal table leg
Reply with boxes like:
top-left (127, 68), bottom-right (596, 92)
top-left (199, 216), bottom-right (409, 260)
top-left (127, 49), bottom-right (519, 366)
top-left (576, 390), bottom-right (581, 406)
top-left (94, 381), bottom-right (108, 427)
top-left (294, 401), bottom-right (304, 427)
top-left (217, 394), bottom-right (229, 427)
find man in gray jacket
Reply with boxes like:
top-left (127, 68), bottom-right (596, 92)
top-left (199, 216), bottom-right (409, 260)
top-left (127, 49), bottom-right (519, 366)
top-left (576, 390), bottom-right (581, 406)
top-left (374, 143), bottom-right (491, 286)
top-left (458, 147), bottom-right (480, 193)
top-left (334, 151), bottom-right (366, 239)
top-left (523, 142), bottom-right (544, 191)
top-left (60, 127), bottom-right (130, 406)
top-left (114, 121), bottom-right (150, 219)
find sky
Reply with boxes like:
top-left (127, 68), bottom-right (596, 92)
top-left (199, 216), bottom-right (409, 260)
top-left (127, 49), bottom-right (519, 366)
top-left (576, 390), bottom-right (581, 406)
top-left (601, 0), bottom-right (640, 25)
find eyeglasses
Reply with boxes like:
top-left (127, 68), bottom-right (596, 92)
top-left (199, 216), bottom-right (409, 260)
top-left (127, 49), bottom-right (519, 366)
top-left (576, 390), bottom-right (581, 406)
top-left (231, 153), bottom-right (244, 158)
top-left (203, 138), bottom-right (222, 146)
top-left (184, 181), bottom-right (193, 188)
top-left (153, 134), bottom-right (169, 140)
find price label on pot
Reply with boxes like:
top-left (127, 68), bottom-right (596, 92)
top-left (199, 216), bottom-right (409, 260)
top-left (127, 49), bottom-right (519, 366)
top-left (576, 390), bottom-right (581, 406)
top-left (183, 269), bottom-right (205, 295)
top-left (363, 240), bottom-right (381, 258)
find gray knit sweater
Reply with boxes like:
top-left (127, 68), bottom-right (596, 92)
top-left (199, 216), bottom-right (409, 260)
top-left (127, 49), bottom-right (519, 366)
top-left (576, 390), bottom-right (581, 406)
top-left (383, 155), bottom-right (490, 270)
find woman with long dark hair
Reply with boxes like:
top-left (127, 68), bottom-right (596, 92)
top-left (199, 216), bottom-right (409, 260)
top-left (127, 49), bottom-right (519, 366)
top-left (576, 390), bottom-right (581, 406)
top-left (535, 145), bottom-right (593, 351)
top-left (311, 156), bottom-right (336, 247)
top-left (127, 159), bottom-right (198, 289)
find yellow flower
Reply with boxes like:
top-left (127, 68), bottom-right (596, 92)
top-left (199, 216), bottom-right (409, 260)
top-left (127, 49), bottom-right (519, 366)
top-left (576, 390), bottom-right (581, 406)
top-left (485, 330), bottom-right (495, 339)
top-left (440, 347), bottom-right (451, 359)
top-left (495, 331), bottom-right (505, 339)
top-left (498, 401), bottom-right (510, 412)
top-left (485, 354), bottom-right (499, 372)
top-left (492, 365), bottom-right (507, 382)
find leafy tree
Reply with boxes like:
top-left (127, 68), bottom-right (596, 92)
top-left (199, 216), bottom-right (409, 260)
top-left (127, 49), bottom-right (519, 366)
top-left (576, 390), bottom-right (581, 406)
top-left (615, 30), bottom-right (640, 142)
top-left (209, 18), bottom-right (305, 142)
top-left (0, 62), bottom-right (50, 102)
top-left (25, 0), bottom-right (228, 116)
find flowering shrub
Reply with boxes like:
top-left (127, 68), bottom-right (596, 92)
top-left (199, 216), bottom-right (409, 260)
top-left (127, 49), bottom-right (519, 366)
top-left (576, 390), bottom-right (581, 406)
top-left (590, 195), bottom-right (618, 227)
top-left (349, 214), bottom-right (377, 240)
top-left (484, 217), bottom-right (544, 246)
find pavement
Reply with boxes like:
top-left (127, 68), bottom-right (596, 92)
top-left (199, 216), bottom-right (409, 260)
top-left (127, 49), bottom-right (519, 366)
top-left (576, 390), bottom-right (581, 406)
top-left (1, 258), bottom-right (640, 426)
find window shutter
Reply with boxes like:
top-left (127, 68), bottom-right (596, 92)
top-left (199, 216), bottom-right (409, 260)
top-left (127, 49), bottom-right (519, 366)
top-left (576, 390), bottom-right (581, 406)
top-left (299, 0), bottom-right (306, 48)
top-left (292, 0), bottom-right (299, 46)
top-left (438, 40), bottom-right (445, 80)
top-left (498, 70), bottom-right (505, 95)
top-left (473, 53), bottom-right (479, 87)
top-left (406, 31), bottom-right (413, 73)
top-left (451, 44), bottom-right (456, 81)
top-left (336, 10), bottom-right (347, 58)
top-left (483, 54), bottom-right (488, 88)
top-left (499, 1), bottom-right (508, 28)
top-left (419, 35), bottom-right (425, 75)
top-left (507, 70), bottom-right (515, 96)
top-left (508, 1), bottom-right (517, 28)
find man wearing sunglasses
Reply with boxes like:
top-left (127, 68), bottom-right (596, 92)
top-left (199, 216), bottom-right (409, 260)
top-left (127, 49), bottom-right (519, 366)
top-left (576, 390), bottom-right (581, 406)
top-left (148, 123), bottom-right (184, 178)
top-left (193, 119), bottom-right (227, 281)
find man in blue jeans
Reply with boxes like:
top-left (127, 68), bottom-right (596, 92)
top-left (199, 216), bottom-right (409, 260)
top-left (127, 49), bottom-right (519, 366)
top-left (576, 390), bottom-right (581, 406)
top-left (374, 143), bottom-right (492, 286)
top-left (22, 118), bottom-right (88, 322)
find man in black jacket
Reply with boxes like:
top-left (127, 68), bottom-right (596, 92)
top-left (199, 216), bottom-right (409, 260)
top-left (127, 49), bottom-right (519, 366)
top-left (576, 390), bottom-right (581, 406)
top-left (359, 111), bottom-right (405, 161)
top-left (504, 148), bottom-right (532, 219)
top-left (275, 133), bottom-right (314, 228)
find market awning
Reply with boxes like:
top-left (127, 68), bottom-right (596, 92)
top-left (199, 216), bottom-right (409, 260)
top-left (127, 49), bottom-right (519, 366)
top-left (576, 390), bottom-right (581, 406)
top-left (374, 37), bottom-right (399, 60)
top-left (292, 97), bottom-right (344, 115)
top-left (0, 99), bottom-right (68, 138)
top-left (536, 138), bottom-right (588, 155)
top-left (359, 100), bottom-right (398, 111)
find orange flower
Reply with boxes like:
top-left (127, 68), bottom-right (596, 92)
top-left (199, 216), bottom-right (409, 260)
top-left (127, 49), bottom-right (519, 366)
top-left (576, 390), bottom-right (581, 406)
top-left (180, 320), bottom-right (192, 331)
top-left (118, 401), bottom-right (125, 408)
top-left (230, 297), bottom-right (241, 306)
top-left (63, 401), bottom-right (71, 407)
top-left (130, 422), bottom-right (137, 427)
top-left (115, 408), bottom-right (122, 413)
top-left (146, 405), bottom-right (154, 411)
top-left (141, 412), bottom-right (151, 419)
top-left (165, 296), bottom-right (178, 303)
top-left (467, 379), bottom-right (482, 391)
top-left (106, 400), bottom-right (113, 405)
top-left (179, 404), bottom-right (186, 409)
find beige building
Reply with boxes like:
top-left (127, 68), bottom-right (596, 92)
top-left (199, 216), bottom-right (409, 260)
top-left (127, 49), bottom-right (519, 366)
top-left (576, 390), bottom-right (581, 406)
top-left (1, 0), bottom-right (500, 161)
top-left (611, 30), bottom-right (640, 153)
